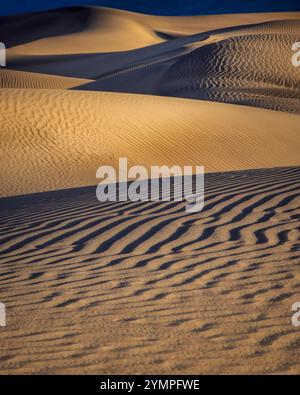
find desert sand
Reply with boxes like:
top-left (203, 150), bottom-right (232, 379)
top-left (0, 69), bottom-right (91, 89)
top-left (0, 6), bottom-right (300, 374)
top-left (1, 7), bottom-right (164, 55)
top-left (0, 89), bottom-right (300, 197)
top-left (0, 167), bottom-right (300, 374)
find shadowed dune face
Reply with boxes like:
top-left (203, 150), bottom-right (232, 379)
top-left (3, 7), bottom-right (299, 56)
top-left (0, 167), bottom-right (300, 374)
top-left (0, 69), bottom-right (91, 89)
top-left (1, 89), bottom-right (300, 197)
top-left (160, 20), bottom-right (300, 113)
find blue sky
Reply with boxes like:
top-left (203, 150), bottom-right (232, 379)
top-left (0, 0), bottom-right (300, 16)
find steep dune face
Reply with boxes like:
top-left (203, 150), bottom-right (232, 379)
top-left (160, 20), bottom-right (300, 113)
top-left (1, 89), bottom-right (300, 197)
top-left (3, 7), bottom-right (164, 55)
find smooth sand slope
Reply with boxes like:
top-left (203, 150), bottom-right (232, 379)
top-left (0, 69), bottom-right (91, 89)
top-left (0, 167), bottom-right (300, 374)
top-left (1, 89), bottom-right (300, 197)
top-left (4, 10), bottom-right (300, 116)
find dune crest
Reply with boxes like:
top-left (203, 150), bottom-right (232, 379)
top-left (0, 69), bottom-right (91, 89)
top-left (3, 7), bottom-right (164, 55)
top-left (4, 10), bottom-right (300, 115)
top-left (1, 7), bottom-right (300, 376)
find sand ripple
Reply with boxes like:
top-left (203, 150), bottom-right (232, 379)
top-left (1, 89), bottom-right (300, 197)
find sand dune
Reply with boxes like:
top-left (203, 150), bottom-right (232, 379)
top-left (0, 167), bottom-right (300, 374)
top-left (145, 11), bottom-right (300, 35)
top-left (5, 12), bottom-right (300, 114)
top-left (1, 7), bottom-right (300, 375)
top-left (75, 19), bottom-right (300, 114)
top-left (160, 20), bottom-right (300, 113)
top-left (3, 7), bottom-right (300, 57)
top-left (0, 69), bottom-right (91, 89)
top-left (1, 89), bottom-right (300, 197)
top-left (3, 7), bottom-right (164, 55)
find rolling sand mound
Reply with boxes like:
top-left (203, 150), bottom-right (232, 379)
top-left (0, 69), bottom-right (91, 89)
top-left (1, 89), bottom-right (300, 197)
top-left (160, 20), bottom-right (300, 113)
top-left (3, 7), bottom-right (164, 55)
top-left (0, 167), bottom-right (299, 374)
top-left (3, 7), bottom-right (299, 56)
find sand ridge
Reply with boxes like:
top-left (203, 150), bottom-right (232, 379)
top-left (2, 7), bottom-right (164, 55)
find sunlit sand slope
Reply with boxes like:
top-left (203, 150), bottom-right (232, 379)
top-left (160, 20), bottom-right (300, 113)
top-left (1, 89), bottom-right (300, 197)
top-left (0, 69), bottom-right (91, 89)
top-left (0, 167), bottom-right (299, 374)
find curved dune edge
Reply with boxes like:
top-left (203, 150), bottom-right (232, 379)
top-left (0, 69), bottom-right (92, 89)
top-left (0, 89), bottom-right (300, 197)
